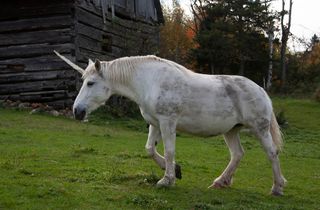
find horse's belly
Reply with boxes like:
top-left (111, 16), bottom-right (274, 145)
top-left (176, 114), bottom-right (238, 136)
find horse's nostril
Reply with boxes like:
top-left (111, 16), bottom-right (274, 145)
top-left (80, 110), bottom-right (86, 117)
top-left (74, 107), bottom-right (86, 120)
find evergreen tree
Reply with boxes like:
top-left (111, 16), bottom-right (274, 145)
top-left (192, 0), bottom-right (277, 84)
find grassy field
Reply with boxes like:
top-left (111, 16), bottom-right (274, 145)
top-left (0, 98), bottom-right (319, 209)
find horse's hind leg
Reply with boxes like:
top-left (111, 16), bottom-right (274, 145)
top-left (145, 125), bottom-right (165, 169)
top-left (209, 127), bottom-right (244, 188)
top-left (145, 125), bottom-right (181, 179)
top-left (253, 125), bottom-right (286, 195)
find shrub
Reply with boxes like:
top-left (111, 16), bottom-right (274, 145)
top-left (275, 110), bottom-right (288, 128)
top-left (313, 87), bottom-right (320, 102)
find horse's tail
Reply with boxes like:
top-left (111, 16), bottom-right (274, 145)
top-left (270, 112), bottom-right (283, 152)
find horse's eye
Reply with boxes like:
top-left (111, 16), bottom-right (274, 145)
top-left (87, 81), bottom-right (95, 87)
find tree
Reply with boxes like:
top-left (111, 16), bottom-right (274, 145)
top-left (159, 0), bottom-right (195, 65)
top-left (280, 0), bottom-right (293, 90)
top-left (266, 21), bottom-right (275, 90)
top-left (191, 0), bottom-right (276, 84)
top-left (303, 36), bottom-right (320, 68)
top-left (310, 34), bottom-right (320, 50)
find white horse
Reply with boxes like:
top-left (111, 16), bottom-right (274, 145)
top-left (54, 51), bottom-right (286, 195)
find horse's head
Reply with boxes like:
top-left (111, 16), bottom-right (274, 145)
top-left (54, 51), bottom-right (112, 120)
top-left (73, 59), bottom-right (112, 120)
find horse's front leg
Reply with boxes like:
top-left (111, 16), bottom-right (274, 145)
top-left (156, 119), bottom-right (177, 187)
top-left (145, 125), bottom-right (182, 179)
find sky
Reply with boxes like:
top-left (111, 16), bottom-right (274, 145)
top-left (163, 0), bottom-right (320, 51)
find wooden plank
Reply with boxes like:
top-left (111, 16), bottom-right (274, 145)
top-left (0, 28), bottom-right (72, 47)
top-left (0, 43), bottom-right (74, 60)
top-left (0, 15), bottom-right (73, 33)
top-left (77, 48), bottom-right (115, 62)
top-left (20, 90), bottom-right (67, 96)
top-left (77, 35), bottom-right (102, 52)
top-left (26, 62), bottom-right (72, 73)
top-left (0, 70), bottom-right (76, 84)
top-left (1, 91), bottom-right (76, 105)
top-left (0, 79), bottom-right (76, 95)
top-left (18, 90), bottom-right (72, 102)
top-left (77, 22), bottom-right (102, 41)
top-left (47, 99), bottom-right (75, 108)
top-left (0, 62), bottom-right (66, 74)
top-left (0, 0), bottom-right (74, 21)
top-left (0, 54), bottom-right (76, 73)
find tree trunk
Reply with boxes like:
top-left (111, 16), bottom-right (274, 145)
top-left (238, 13), bottom-right (245, 76)
top-left (210, 62), bottom-right (215, 74)
top-left (266, 26), bottom-right (274, 91)
top-left (280, 36), bottom-right (287, 86)
top-left (239, 56), bottom-right (245, 76)
top-left (280, 0), bottom-right (293, 90)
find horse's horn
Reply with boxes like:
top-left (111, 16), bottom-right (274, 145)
top-left (54, 50), bottom-right (85, 75)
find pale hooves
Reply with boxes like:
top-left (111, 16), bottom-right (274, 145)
top-left (208, 182), bottom-right (225, 189)
top-left (208, 177), bottom-right (232, 189)
top-left (175, 164), bottom-right (182, 179)
top-left (271, 184), bottom-right (285, 196)
top-left (271, 177), bottom-right (286, 196)
top-left (156, 176), bottom-right (175, 187)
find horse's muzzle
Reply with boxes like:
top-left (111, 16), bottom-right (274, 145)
top-left (73, 106), bottom-right (86, 121)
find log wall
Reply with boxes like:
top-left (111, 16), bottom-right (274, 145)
top-left (74, 0), bottom-right (160, 65)
top-left (0, 0), bottom-right (76, 108)
top-left (0, 0), bottom-right (161, 108)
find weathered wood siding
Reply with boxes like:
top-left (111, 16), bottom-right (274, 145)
top-left (0, 0), bottom-right (77, 108)
top-left (0, 0), bottom-right (162, 108)
top-left (74, 0), bottom-right (160, 66)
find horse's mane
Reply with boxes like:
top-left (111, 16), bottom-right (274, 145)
top-left (84, 55), bottom-right (190, 84)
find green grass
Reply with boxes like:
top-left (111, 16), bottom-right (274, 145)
top-left (0, 98), bottom-right (319, 209)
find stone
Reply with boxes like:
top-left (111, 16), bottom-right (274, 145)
top-left (49, 110), bottom-right (60, 117)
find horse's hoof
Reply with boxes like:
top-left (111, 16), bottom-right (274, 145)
top-left (271, 182), bottom-right (285, 196)
top-left (271, 190), bottom-right (284, 196)
top-left (156, 176), bottom-right (175, 188)
top-left (208, 177), bottom-right (232, 189)
top-left (208, 182), bottom-right (224, 189)
top-left (175, 164), bottom-right (182, 179)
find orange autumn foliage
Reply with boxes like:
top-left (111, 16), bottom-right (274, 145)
top-left (159, 3), bottom-right (196, 68)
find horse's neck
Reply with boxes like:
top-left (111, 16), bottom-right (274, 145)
top-left (111, 81), bottom-right (138, 103)
top-left (108, 65), bottom-right (153, 105)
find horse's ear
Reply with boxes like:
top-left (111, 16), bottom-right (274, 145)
top-left (95, 59), bottom-right (101, 72)
top-left (88, 59), bottom-right (94, 65)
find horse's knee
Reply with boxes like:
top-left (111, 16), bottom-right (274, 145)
top-left (266, 149), bottom-right (278, 161)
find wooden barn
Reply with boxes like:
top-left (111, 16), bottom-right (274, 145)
top-left (0, 0), bottom-right (163, 108)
